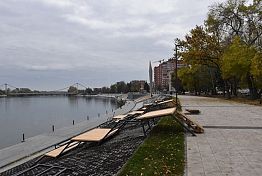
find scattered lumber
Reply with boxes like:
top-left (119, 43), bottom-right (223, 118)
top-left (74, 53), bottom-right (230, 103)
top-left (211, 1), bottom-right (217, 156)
top-left (185, 109), bottom-right (201, 115)
top-left (175, 111), bottom-right (204, 133)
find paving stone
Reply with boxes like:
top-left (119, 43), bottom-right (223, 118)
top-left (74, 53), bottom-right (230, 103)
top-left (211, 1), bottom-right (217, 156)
top-left (180, 95), bottom-right (262, 176)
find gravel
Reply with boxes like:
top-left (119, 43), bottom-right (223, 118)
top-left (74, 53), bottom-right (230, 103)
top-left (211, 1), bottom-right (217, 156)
top-left (1, 123), bottom-right (146, 176)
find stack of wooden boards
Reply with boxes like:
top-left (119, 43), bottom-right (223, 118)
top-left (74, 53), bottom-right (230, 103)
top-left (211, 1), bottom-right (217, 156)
top-left (138, 98), bottom-right (204, 135)
top-left (45, 128), bottom-right (119, 158)
top-left (175, 111), bottom-right (204, 133)
top-left (44, 98), bottom-right (204, 159)
top-left (45, 110), bottom-right (145, 158)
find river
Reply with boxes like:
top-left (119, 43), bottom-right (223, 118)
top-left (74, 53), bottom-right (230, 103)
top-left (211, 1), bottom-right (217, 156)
top-left (0, 96), bottom-right (117, 149)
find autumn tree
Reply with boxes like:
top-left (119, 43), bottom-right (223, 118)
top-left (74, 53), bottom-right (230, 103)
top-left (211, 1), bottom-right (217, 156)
top-left (221, 37), bottom-right (257, 97)
top-left (251, 52), bottom-right (262, 97)
top-left (116, 81), bottom-right (128, 93)
top-left (207, 0), bottom-right (262, 98)
top-left (177, 0), bottom-right (262, 99)
top-left (178, 25), bottom-right (222, 95)
top-left (178, 65), bottom-right (213, 95)
top-left (110, 84), bottom-right (117, 93)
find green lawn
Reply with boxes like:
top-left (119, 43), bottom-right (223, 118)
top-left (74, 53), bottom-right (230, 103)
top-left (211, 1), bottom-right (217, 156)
top-left (118, 115), bottom-right (185, 176)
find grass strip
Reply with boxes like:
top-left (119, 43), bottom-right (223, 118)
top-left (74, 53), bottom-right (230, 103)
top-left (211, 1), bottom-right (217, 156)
top-left (118, 115), bottom-right (185, 176)
top-left (224, 97), bottom-right (262, 106)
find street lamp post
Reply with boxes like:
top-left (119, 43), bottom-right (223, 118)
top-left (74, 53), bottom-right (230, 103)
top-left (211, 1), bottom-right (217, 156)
top-left (174, 44), bottom-right (182, 105)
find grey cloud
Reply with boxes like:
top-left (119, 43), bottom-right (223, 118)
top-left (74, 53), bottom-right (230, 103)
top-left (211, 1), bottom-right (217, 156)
top-left (0, 0), bottom-right (226, 89)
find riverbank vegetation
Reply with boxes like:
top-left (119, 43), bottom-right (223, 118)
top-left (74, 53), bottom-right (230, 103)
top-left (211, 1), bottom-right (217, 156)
top-left (173, 0), bottom-right (262, 100)
top-left (67, 81), bottom-right (150, 95)
top-left (118, 115), bottom-right (185, 176)
top-left (0, 81), bottom-right (150, 96)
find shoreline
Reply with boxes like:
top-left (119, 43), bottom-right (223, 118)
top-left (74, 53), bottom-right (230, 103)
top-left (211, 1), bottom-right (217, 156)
top-left (2, 122), bottom-right (146, 176)
top-left (0, 94), bottom-right (145, 172)
top-left (0, 95), bottom-right (120, 151)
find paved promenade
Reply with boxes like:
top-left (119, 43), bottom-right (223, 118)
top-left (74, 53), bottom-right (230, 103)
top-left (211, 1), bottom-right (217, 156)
top-left (179, 95), bottom-right (262, 176)
top-left (0, 100), bottom-right (138, 172)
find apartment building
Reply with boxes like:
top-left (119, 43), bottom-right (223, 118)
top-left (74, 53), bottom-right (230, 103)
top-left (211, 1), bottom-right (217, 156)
top-left (154, 59), bottom-right (186, 91)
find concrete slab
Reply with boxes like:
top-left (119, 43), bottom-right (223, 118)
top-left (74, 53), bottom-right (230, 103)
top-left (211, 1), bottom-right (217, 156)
top-left (180, 95), bottom-right (262, 176)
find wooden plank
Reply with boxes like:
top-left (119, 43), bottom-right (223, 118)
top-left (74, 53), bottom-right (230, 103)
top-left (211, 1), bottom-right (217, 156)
top-left (157, 99), bottom-right (174, 105)
top-left (136, 107), bottom-right (176, 120)
top-left (127, 111), bottom-right (144, 115)
top-left (112, 114), bottom-right (128, 120)
top-left (71, 128), bottom-right (118, 142)
top-left (176, 112), bottom-right (204, 133)
top-left (45, 141), bottom-right (79, 157)
top-left (154, 100), bottom-right (162, 103)
top-left (185, 109), bottom-right (201, 114)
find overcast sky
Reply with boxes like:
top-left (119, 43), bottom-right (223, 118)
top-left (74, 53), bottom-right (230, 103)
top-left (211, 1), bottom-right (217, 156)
top-left (0, 0), bottom-right (226, 90)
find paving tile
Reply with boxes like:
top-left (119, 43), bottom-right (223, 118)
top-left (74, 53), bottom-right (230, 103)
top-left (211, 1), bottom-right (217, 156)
top-left (180, 95), bottom-right (262, 176)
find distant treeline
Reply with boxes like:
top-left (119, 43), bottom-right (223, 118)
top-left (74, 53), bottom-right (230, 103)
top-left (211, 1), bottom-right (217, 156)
top-left (0, 81), bottom-right (150, 95)
top-left (68, 81), bottom-right (150, 94)
top-left (0, 88), bottom-right (40, 94)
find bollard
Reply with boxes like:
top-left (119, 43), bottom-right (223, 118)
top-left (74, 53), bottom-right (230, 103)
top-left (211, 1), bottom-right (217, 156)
top-left (73, 120), bottom-right (75, 125)
top-left (52, 125), bottom-right (55, 132)
top-left (21, 133), bottom-right (25, 142)
top-left (87, 115), bottom-right (89, 120)
top-left (98, 113), bottom-right (100, 118)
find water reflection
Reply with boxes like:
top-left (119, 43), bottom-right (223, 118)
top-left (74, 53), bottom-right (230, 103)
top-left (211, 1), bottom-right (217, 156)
top-left (0, 96), bottom-right (117, 149)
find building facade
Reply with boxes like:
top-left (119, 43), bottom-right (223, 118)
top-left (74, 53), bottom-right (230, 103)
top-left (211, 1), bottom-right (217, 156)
top-left (154, 59), bottom-right (186, 91)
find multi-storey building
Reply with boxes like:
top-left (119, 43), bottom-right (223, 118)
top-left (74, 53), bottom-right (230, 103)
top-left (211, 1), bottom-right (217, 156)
top-left (154, 59), bottom-right (186, 91)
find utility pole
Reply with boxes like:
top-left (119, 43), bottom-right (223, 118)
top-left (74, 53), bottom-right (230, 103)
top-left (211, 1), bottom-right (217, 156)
top-left (174, 44), bottom-right (182, 105)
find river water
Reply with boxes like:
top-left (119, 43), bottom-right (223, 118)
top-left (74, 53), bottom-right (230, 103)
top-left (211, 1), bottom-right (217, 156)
top-left (0, 96), bottom-right (117, 149)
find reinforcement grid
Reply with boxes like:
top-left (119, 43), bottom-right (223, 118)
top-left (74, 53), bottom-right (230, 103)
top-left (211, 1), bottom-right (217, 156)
top-left (1, 123), bottom-right (144, 176)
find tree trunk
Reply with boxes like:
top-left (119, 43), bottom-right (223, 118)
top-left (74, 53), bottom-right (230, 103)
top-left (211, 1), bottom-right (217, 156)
top-left (225, 81), bottom-right (231, 99)
top-left (232, 78), bottom-right (238, 97)
top-left (222, 80), bottom-right (226, 97)
top-left (246, 74), bottom-right (259, 99)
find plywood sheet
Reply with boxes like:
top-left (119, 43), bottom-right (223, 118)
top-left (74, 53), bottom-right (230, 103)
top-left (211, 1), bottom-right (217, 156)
top-left (71, 128), bottom-right (118, 142)
top-left (112, 114), bottom-right (127, 120)
top-left (45, 141), bottom-right (78, 157)
top-left (128, 111), bottom-right (144, 115)
top-left (176, 112), bottom-right (204, 133)
top-left (136, 107), bottom-right (176, 120)
top-left (157, 99), bottom-right (174, 105)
